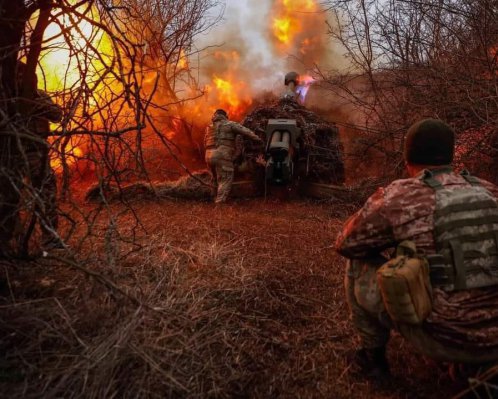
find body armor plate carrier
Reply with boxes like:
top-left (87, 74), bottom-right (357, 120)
top-left (424, 169), bottom-right (498, 291)
top-left (205, 120), bottom-right (236, 149)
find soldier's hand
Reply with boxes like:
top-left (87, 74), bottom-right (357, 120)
top-left (255, 154), bottom-right (266, 166)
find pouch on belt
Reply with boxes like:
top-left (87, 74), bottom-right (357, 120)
top-left (377, 241), bottom-right (432, 325)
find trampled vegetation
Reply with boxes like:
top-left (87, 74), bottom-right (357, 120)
top-left (3, 199), bottom-right (493, 398)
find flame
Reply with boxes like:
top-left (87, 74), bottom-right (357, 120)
top-left (207, 75), bottom-right (252, 120)
top-left (49, 138), bottom-right (84, 171)
top-left (34, 7), bottom-right (116, 173)
top-left (27, 0), bottom-right (331, 182)
top-left (38, 11), bottom-right (113, 92)
top-left (270, 0), bottom-right (329, 68)
top-left (179, 50), bottom-right (253, 121)
top-left (273, 17), bottom-right (292, 44)
top-left (177, 50), bottom-right (188, 70)
top-left (213, 76), bottom-right (240, 109)
top-left (272, 0), bottom-right (317, 48)
top-left (295, 74), bottom-right (315, 103)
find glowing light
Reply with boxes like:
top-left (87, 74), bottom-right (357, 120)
top-left (177, 50), bottom-right (188, 70)
top-left (38, 11), bottom-right (113, 92)
top-left (195, 48), bottom-right (253, 120)
top-left (273, 18), bottom-right (292, 44)
top-left (295, 74), bottom-right (315, 103)
top-left (213, 76), bottom-right (240, 109)
top-left (50, 140), bottom-right (84, 171)
top-left (271, 0), bottom-right (318, 51)
top-left (32, 7), bottom-right (117, 173)
top-left (283, 0), bottom-right (316, 9)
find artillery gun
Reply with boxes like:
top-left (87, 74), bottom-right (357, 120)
top-left (264, 118), bottom-right (300, 187)
top-left (232, 72), bottom-right (346, 198)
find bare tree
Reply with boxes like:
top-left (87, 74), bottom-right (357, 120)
top-left (0, 0), bottom-right (221, 256)
top-left (320, 0), bottom-right (498, 180)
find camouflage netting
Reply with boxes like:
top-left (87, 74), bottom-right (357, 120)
top-left (85, 171), bottom-right (265, 203)
top-left (85, 171), bottom-right (212, 202)
top-left (241, 97), bottom-right (345, 184)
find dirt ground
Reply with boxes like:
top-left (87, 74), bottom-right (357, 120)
top-left (0, 198), bottom-right (490, 398)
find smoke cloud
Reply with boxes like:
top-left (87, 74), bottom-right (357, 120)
top-left (190, 0), bottom-right (339, 117)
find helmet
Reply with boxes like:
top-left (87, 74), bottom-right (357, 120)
top-left (284, 71), bottom-right (300, 86)
top-left (214, 109), bottom-right (228, 118)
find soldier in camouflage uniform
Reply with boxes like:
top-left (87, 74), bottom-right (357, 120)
top-left (26, 87), bottom-right (63, 248)
top-left (0, 63), bottom-right (62, 253)
top-left (336, 119), bottom-right (498, 378)
top-left (281, 71), bottom-right (300, 102)
top-left (204, 109), bottom-right (263, 203)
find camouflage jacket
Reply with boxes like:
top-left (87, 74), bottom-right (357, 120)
top-left (336, 168), bottom-right (498, 349)
top-left (336, 168), bottom-right (498, 257)
top-left (204, 114), bottom-right (261, 158)
top-left (29, 90), bottom-right (63, 138)
top-left (14, 89), bottom-right (62, 160)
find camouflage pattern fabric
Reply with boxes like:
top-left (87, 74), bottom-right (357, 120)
top-left (0, 90), bottom-right (61, 248)
top-left (205, 148), bottom-right (235, 204)
top-left (345, 258), bottom-right (391, 349)
top-left (336, 168), bottom-right (498, 361)
top-left (204, 113), bottom-right (261, 203)
top-left (25, 90), bottom-right (61, 243)
top-left (26, 145), bottom-right (59, 242)
top-left (426, 170), bottom-right (498, 290)
top-left (29, 90), bottom-right (63, 139)
top-left (346, 258), bottom-right (498, 363)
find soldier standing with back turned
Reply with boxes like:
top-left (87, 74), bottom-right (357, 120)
top-left (336, 119), bottom-right (498, 379)
top-left (204, 109), bottom-right (263, 203)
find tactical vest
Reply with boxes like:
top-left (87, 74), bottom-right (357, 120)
top-left (205, 120), bottom-right (236, 149)
top-left (424, 169), bottom-right (498, 291)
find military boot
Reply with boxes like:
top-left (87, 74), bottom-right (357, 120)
top-left (350, 346), bottom-right (390, 380)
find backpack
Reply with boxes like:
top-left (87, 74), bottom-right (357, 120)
top-left (423, 169), bottom-right (498, 291)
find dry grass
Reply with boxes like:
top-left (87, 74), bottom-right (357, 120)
top-left (0, 199), bottom-right (496, 398)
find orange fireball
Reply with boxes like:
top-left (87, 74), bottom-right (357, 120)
top-left (273, 17), bottom-right (292, 44)
top-left (272, 0), bottom-right (318, 47)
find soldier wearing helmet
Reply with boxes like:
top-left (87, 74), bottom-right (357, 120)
top-left (336, 119), bottom-right (498, 379)
top-left (204, 109), bottom-right (263, 203)
top-left (281, 71), bottom-right (300, 102)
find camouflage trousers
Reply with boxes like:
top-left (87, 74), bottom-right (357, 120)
top-left (28, 149), bottom-right (58, 241)
top-left (0, 148), bottom-right (58, 247)
top-left (205, 148), bottom-right (234, 203)
top-left (345, 258), bottom-right (391, 349)
top-left (345, 259), bottom-right (498, 363)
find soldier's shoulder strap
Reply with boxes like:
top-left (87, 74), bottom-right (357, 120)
top-left (224, 120), bottom-right (237, 128)
top-left (421, 167), bottom-right (457, 190)
top-left (421, 169), bottom-right (443, 190)
top-left (460, 169), bottom-right (481, 186)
